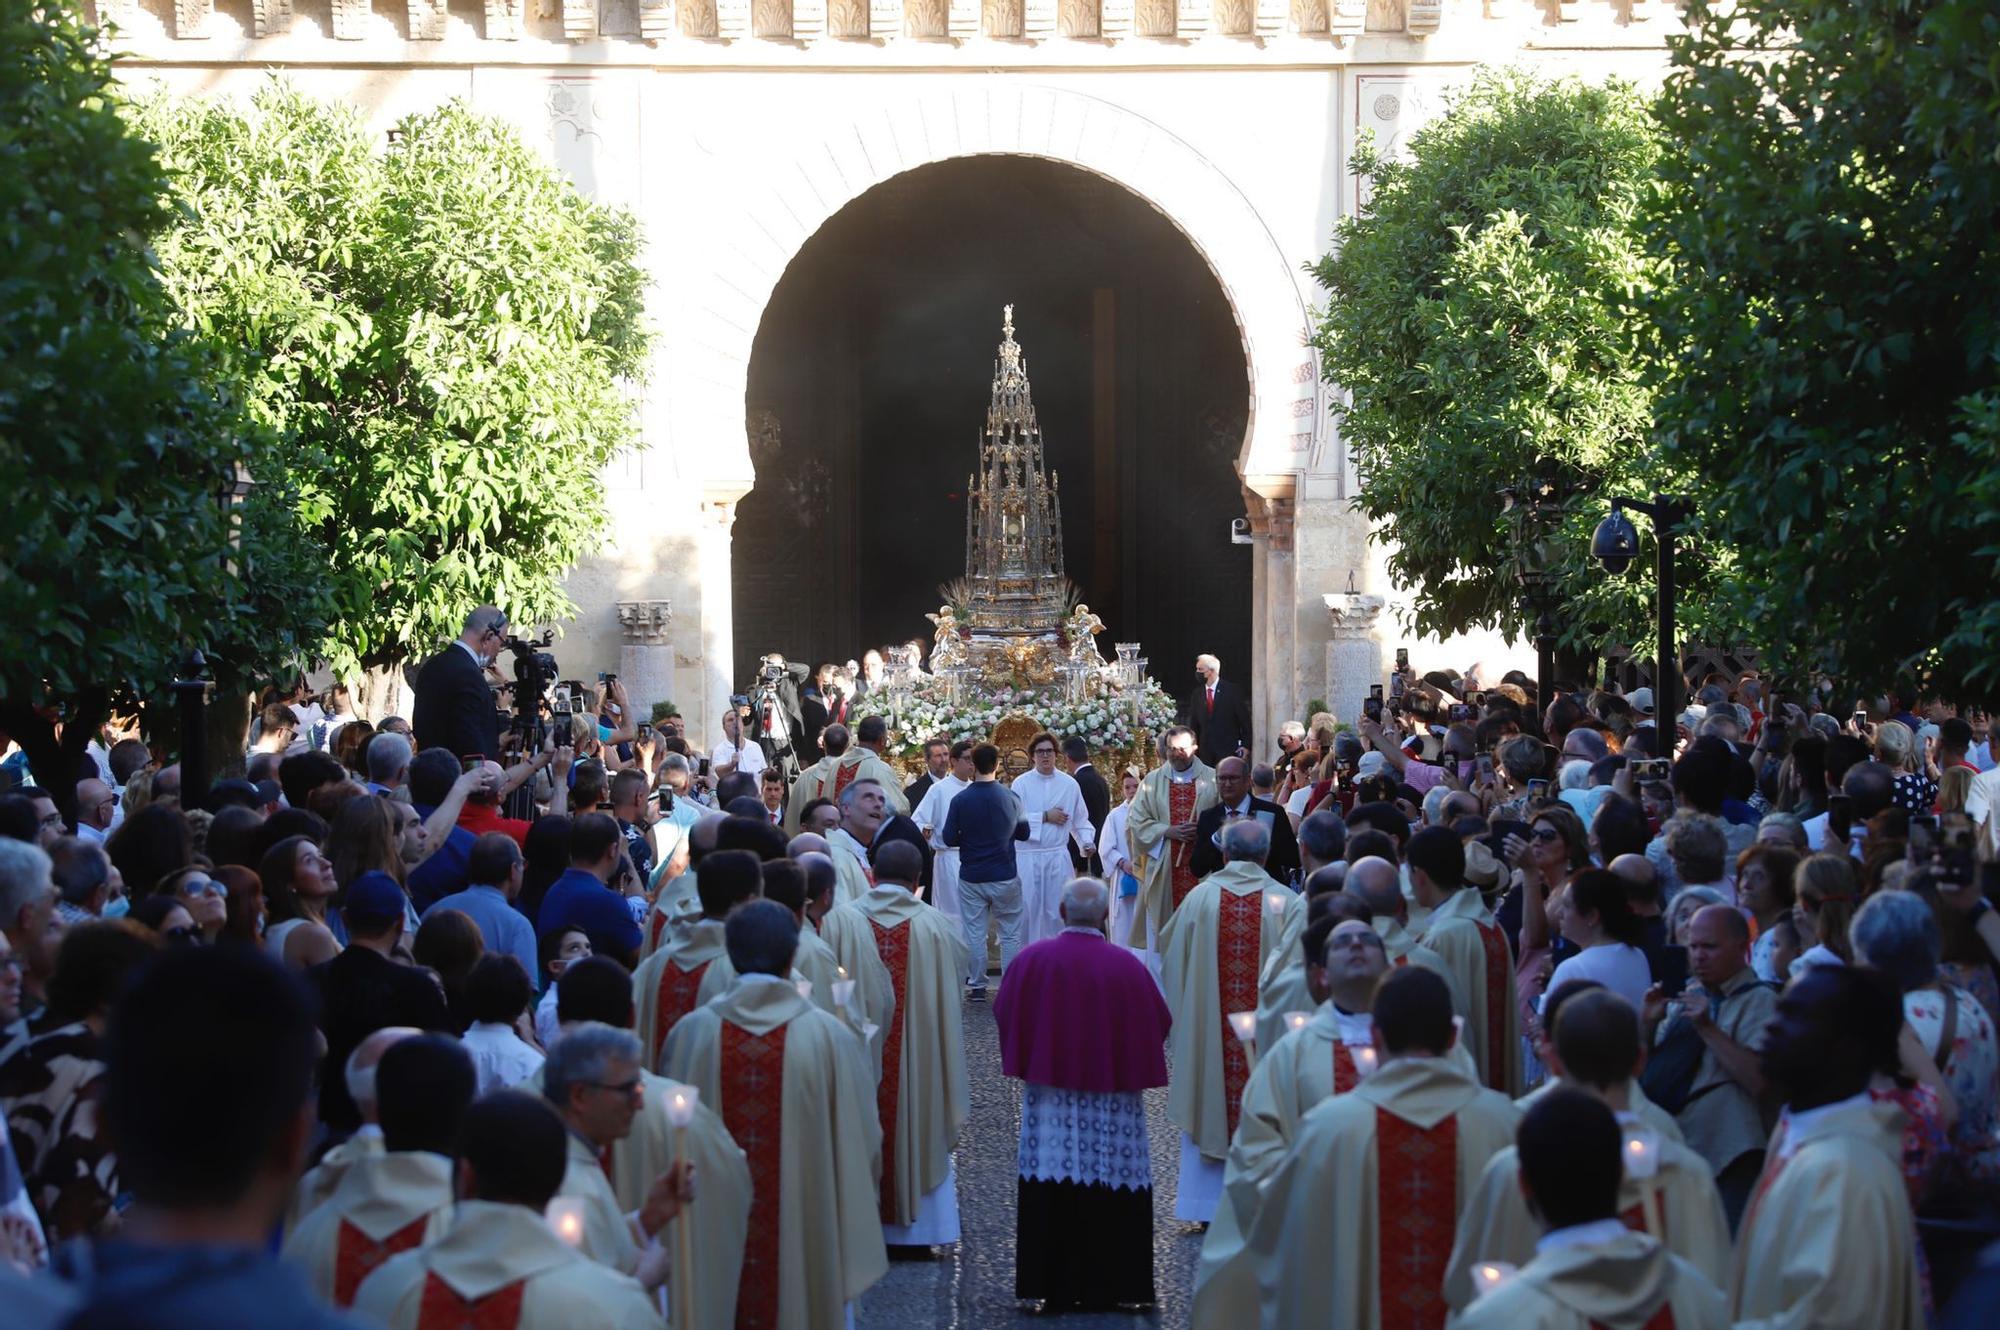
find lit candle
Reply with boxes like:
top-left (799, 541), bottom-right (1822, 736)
top-left (1470, 1261), bottom-right (1517, 1298)
top-left (545, 1197), bottom-right (586, 1247)
top-left (795, 977), bottom-right (815, 1002)
top-left (1285, 1011), bottom-right (1312, 1034)
top-left (1265, 891), bottom-right (1288, 920)
top-left (1228, 1010), bottom-right (1258, 1046)
top-left (663, 1085), bottom-right (701, 1129)
top-left (1623, 1127), bottom-right (1661, 1180)
top-left (1350, 1044), bottom-right (1379, 1079)
top-left (836, 965), bottom-right (849, 980)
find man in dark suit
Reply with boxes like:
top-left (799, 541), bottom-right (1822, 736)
top-left (903, 737), bottom-right (952, 809)
top-left (799, 662), bottom-right (845, 760)
top-left (1180, 653), bottom-right (1253, 766)
top-left (1061, 736), bottom-right (1112, 873)
top-left (412, 605), bottom-right (506, 761)
top-left (311, 871), bottom-right (454, 1134)
top-left (1189, 755), bottom-right (1300, 885)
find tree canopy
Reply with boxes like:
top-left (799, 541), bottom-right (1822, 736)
top-left (1312, 67), bottom-right (1725, 658)
top-left (0, 1), bottom-right (324, 796)
top-left (1646, 0), bottom-right (2000, 702)
top-left (135, 85), bottom-right (652, 681)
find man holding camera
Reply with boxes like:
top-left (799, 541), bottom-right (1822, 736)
top-left (413, 606), bottom-right (507, 761)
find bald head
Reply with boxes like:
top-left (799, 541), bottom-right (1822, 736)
top-left (1692, 901), bottom-right (1749, 946)
top-left (1222, 817), bottom-right (1271, 865)
top-left (787, 832), bottom-right (829, 859)
top-left (1346, 857), bottom-right (1403, 919)
top-left (1608, 853), bottom-right (1660, 909)
top-left (1059, 877), bottom-right (1110, 928)
top-left (345, 1025), bottom-right (421, 1121)
top-left (688, 811), bottom-right (728, 859)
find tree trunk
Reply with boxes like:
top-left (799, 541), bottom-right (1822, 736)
top-left (356, 664), bottom-right (412, 725)
top-left (206, 689), bottom-right (254, 783)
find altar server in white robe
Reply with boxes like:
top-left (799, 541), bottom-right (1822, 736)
top-left (284, 1035), bottom-right (472, 1308)
top-left (288, 1026), bottom-right (416, 1231)
top-left (1010, 731), bottom-right (1096, 946)
top-left (1097, 767), bottom-right (1158, 977)
top-left (353, 1091), bottom-right (673, 1330)
top-left (912, 740), bottom-right (975, 931)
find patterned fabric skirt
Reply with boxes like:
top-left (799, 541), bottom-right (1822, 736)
top-left (1015, 1084), bottom-right (1155, 1306)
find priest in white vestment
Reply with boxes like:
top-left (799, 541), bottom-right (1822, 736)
top-left (1247, 966), bottom-right (1520, 1330)
top-left (1409, 825), bottom-right (1522, 1095)
top-left (1344, 856), bottom-right (1463, 1006)
top-left (784, 723), bottom-right (907, 835)
top-left (288, 1026), bottom-right (416, 1232)
top-left (523, 959), bottom-right (750, 1330)
top-left (814, 840), bottom-right (969, 1246)
top-left (1195, 913), bottom-right (1388, 1326)
top-left (1010, 733), bottom-right (1097, 947)
top-left (1452, 1088), bottom-right (1729, 1330)
top-left (283, 1034), bottom-right (472, 1307)
top-left (1731, 966), bottom-right (1925, 1330)
top-left (662, 900), bottom-right (890, 1330)
top-left (633, 849), bottom-right (763, 1069)
top-left (1125, 726), bottom-right (1216, 947)
top-left (1250, 812), bottom-right (1350, 1049)
top-left (911, 741), bottom-right (975, 932)
top-left (1445, 989), bottom-right (1729, 1312)
top-left (827, 778), bottom-right (888, 903)
top-left (353, 1091), bottom-right (671, 1330)
top-left (1159, 818), bottom-right (1290, 1223)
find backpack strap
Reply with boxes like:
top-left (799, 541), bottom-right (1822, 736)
top-left (1933, 986), bottom-right (1959, 1076)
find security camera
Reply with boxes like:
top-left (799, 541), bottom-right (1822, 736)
top-left (1590, 509), bottom-right (1640, 575)
top-left (1230, 517), bottom-right (1254, 546)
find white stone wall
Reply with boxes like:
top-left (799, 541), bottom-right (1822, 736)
top-left (117, 3), bottom-right (1680, 748)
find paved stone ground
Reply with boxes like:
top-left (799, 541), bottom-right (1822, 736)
top-left (855, 990), bottom-right (1205, 1330)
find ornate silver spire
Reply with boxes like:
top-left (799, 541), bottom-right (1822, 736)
top-left (964, 305), bottom-right (1067, 635)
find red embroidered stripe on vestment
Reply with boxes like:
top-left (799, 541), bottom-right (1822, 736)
top-left (721, 1019), bottom-right (790, 1330)
top-left (1374, 1108), bottom-right (1458, 1330)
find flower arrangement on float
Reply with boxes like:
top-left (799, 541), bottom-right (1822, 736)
top-left (876, 674), bottom-right (1178, 757)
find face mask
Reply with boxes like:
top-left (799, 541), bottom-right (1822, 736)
top-left (598, 723), bottom-right (615, 745)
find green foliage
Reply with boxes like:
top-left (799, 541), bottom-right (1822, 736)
top-left (1312, 68), bottom-right (1723, 653)
top-left (136, 84), bottom-right (651, 680)
top-left (1647, 0), bottom-right (2000, 702)
top-left (0, 4), bottom-right (323, 720)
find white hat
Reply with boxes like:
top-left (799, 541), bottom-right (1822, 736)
top-left (1626, 687), bottom-right (1656, 716)
top-left (1356, 751), bottom-right (1389, 780)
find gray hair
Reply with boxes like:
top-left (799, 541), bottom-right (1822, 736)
top-left (1221, 818), bottom-right (1271, 865)
top-left (837, 778), bottom-right (885, 810)
top-left (1421, 786), bottom-right (1454, 827)
top-left (1558, 759), bottom-right (1592, 792)
top-left (543, 1022), bottom-right (641, 1109)
top-left (48, 838), bottom-right (110, 906)
top-left (1664, 813), bottom-right (1728, 885)
top-left (1279, 721), bottom-right (1306, 741)
top-left (1060, 876), bottom-right (1110, 926)
top-left (463, 605), bottom-right (507, 635)
top-left (0, 839), bottom-right (54, 928)
top-left (1851, 890), bottom-right (1940, 993)
top-left (660, 752), bottom-right (692, 776)
top-left (1757, 812), bottom-right (1809, 850)
top-left (1666, 885), bottom-right (1728, 944)
top-left (1297, 811), bottom-right (1347, 865)
top-left (366, 731), bottom-right (413, 784)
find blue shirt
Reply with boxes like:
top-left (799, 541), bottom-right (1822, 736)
top-left (940, 780), bottom-right (1030, 884)
top-left (406, 804), bottom-right (475, 911)
top-left (49, 1240), bottom-right (365, 1330)
top-left (424, 883), bottom-right (537, 980)
top-left (537, 867), bottom-right (643, 961)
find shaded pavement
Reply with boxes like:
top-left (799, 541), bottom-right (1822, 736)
top-left (855, 989), bottom-right (1205, 1330)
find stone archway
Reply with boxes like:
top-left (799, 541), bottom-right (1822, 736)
top-left (663, 82), bottom-right (1320, 728)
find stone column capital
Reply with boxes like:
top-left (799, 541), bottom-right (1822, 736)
top-left (617, 600), bottom-right (675, 644)
top-left (1323, 591), bottom-right (1387, 640)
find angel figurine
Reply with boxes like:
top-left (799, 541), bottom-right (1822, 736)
top-left (1065, 603), bottom-right (1106, 666)
top-left (927, 606), bottom-right (967, 670)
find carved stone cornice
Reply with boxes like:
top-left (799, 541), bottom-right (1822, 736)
top-left (1324, 591), bottom-right (1386, 641)
top-left (1406, 0), bottom-right (1440, 33)
top-left (330, 0), bottom-right (372, 40)
top-left (716, 0), bottom-right (750, 38)
top-left (617, 600), bottom-right (675, 644)
top-left (1242, 488), bottom-right (1295, 552)
top-left (1174, 0), bottom-right (1208, 38)
top-left (869, 0), bottom-right (901, 39)
top-left (640, 0), bottom-right (676, 39)
top-left (1099, 0), bottom-right (1133, 39)
top-left (1328, 0), bottom-right (1364, 36)
top-left (174, 0), bottom-right (213, 38)
top-left (562, 0), bottom-right (597, 38)
top-left (1253, 0), bottom-right (1285, 42)
top-left (485, 0), bottom-right (525, 38)
top-left (409, 0), bottom-right (449, 38)
top-left (946, 0), bottom-right (979, 40)
top-left (1022, 0), bottom-right (1055, 41)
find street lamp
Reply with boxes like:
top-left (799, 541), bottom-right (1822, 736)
top-left (1591, 495), bottom-right (1692, 735)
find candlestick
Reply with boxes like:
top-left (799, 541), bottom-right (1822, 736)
top-left (1350, 1044), bottom-right (1379, 1079)
top-left (1228, 1010), bottom-right (1259, 1072)
top-left (1470, 1261), bottom-right (1517, 1298)
top-left (545, 1196), bottom-right (585, 1247)
top-left (671, 1121), bottom-right (695, 1330)
top-left (1622, 1127), bottom-right (1661, 1180)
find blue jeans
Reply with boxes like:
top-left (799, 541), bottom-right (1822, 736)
top-left (958, 876), bottom-right (1023, 987)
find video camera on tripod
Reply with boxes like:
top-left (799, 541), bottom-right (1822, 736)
top-left (502, 630), bottom-right (558, 747)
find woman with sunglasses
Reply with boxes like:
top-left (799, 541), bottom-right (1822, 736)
top-left (156, 866), bottom-right (228, 945)
top-left (127, 895), bottom-right (200, 946)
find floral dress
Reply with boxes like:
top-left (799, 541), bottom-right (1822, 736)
top-left (1905, 985), bottom-right (2000, 1187)
top-left (0, 1021), bottom-right (117, 1240)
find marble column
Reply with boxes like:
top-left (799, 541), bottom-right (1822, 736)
top-left (694, 499), bottom-right (739, 756)
top-left (1322, 591), bottom-right (1386, 729)
top-left (616, 600), bottom-right (675, 728)
top-left (1245, 487), bottom-right (1299, 760)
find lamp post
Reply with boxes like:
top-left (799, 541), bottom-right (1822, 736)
top-left (1590, 495), bottom-right (1693, 735)
top-left (1500, 475), bottom-right (1570, 708)
top-left (171, 649), bottom-right (211, 799)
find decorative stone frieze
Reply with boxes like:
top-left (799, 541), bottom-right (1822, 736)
top-left (408, 0), bottom-right (449, 38)
top-left (617, 600), bottom-right (675, 643)
top-left (1406, 0), bottom-right (1440, 32)
top-left (1022, 0), bottom-right (1055, 40)
top-left (330, 0), bottom-right (372, 40)
top-left (639, 0), bottom-right (675, 39)
top-left (485, 0), bottom-right (524, 37)
top-left (1174, 0), bottom-right (1208, 38)
top-left (1099, 0), bottom-right (1133, 39)
top-left (1328, 0), bottom-right (1365, 36)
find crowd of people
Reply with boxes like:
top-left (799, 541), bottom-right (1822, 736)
top-left (0, 606), bottom-right (1996, 1329)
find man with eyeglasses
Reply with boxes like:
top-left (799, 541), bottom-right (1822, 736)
top-left (72, 780), bottom-right (116, 844)
top-left (412, 605), bottom-right (508, 762)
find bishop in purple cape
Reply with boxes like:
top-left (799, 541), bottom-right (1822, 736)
top-left (994, 875), bottom-right (1172, 1311)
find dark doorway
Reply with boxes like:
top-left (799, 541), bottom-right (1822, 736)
top-left (734, 156), bottom-right (1251, 695)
